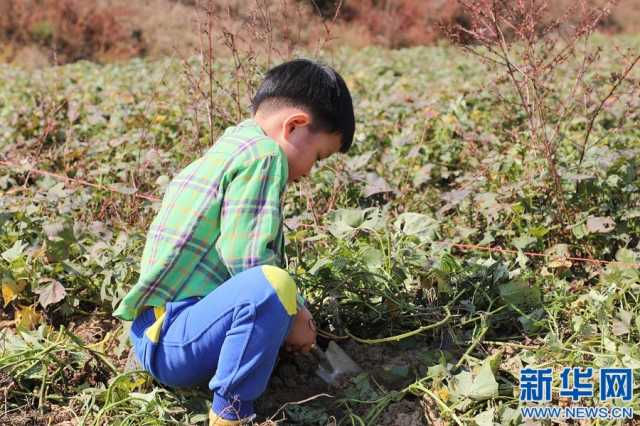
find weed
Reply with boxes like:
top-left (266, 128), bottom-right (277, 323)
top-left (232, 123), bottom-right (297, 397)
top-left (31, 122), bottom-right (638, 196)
top-left (451, 0), bottom-right (640, 224)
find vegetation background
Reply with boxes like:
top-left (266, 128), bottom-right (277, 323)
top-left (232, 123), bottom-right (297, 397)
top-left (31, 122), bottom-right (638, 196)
top-left (2, 0), bottom-right (640, 66)
top-left (1, 1), bottom-right (639, 425)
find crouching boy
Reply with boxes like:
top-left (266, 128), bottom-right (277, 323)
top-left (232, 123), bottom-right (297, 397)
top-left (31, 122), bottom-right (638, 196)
top-left (113, 59), bottom-right (355, 425)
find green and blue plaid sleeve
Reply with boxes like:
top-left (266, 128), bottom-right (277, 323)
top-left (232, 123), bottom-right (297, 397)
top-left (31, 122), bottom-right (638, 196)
top-left (216, 153), bottom-right (307, 310)
top-left (215, 154), bottom-right (287, 275)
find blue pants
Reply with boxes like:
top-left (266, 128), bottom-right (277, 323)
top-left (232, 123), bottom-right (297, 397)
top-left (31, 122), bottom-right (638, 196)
top-left (129, 265), bottom-right (297, 421)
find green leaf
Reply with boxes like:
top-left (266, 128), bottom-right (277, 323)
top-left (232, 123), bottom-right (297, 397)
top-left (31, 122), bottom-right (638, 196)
top-left (360, 246), bottom-right (383, 270)
top-left (285, 405), bottom-right (329, 425)
top-left (361, 207), bottom-right (385, 231)
top-left (413, 164), bottom-right (433, 186)
top-left (512, 235), bottom-right (536, 250)
top-left (622, 209), bottom-right (640, 220)
top-left (155, 175), bottom-right (170, 188)
top-left (476, 192), bottom-right (501, 222)
top-left (622, 354), bottom-right (640, 369)
top-left (308, 257), bottom-right (331, 275)
top-left (47, 182), bottom-right (69, 200)
top-left (487, 351), bottom-right (502, 376)
top-left (615, 248), bottom-right (637, 265)
top-left (499, 280), bottom-right (541, 309)
top-left (450, 358), bottom-right (499, 401)
top-left (528, 226), bottom-right (549, 238)
top-left (474, 408), bottom-right (495, 426)
top-left (45, 221), bottom-right (76, 262)
top-left (499, 406), bottom-right (520, 425)
top-left (189, 414), bottom-right (208, 423)
top-left (606, 174), bottom-right (622, 187)
top-left (427, 364), bottom-right (448, 380)
top-left (327, 208), bottom-right (365, 238)
top-left (394, 212), bottom-right (438, 242)
top-left (345, 373), bottom-right (381, 401)
top-left (44, 219), bottom-right (75, 241)
top-left (516, 249), bottom-right (529, 268)
top-left (2, 240), bottom-right (28, 262)
top-left (88, 241), bottom-right (110, 267)
top-left (571, 223), bottom-right (588, 239)
top-left (326, 208), bottom-right (383, 238)
top-left (376, 365), bottom-right (410, 388)
top-left (612, 309), bottom-right (632, 336)
top-left (470, 358), bottom-right (500, 400)
top-left (456, 225), bottom-right (478, 239)
top-left (113, 232), bottom-right (129, 256)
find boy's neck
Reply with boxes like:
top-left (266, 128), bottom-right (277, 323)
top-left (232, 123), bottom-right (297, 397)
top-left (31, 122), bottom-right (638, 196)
top-left (253, 106), bottom-right (308, 145)
top-left (253, 112), bottom-right (281, 142)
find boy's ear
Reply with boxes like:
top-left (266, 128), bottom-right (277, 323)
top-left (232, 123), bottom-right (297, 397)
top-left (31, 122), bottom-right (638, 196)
top-left (283, 112), bottom-right (311, 140)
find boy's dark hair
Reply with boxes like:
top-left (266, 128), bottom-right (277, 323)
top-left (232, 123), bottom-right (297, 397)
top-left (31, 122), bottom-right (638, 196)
top-left (252, 59), bottom-right (355, 153)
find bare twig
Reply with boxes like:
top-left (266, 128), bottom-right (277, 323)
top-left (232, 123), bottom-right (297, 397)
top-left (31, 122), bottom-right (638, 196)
top-left (452, 0), bottom-right (635, 224)
top-left (577, 53), bottom-right (640, 167)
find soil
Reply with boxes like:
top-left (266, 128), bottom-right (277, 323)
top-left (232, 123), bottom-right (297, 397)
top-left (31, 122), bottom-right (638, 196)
top-left (0, 404), bottom-right (75, 426)
top-left (67, 315), bottom-right (118, 345)
top-left (255, 339), bottom-right (430, 425)
top-left (378, 400), bottom-right (425, 426)
top-left (256, 350), bottom-right (333, 421)
top-left (67, 313), bottom-right (130, 370)
top-left (2, 310), bottom-right (431, 425)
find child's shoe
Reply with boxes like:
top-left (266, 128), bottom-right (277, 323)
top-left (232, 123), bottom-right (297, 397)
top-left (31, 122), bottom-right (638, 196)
top-left (209, 410), bottom-right (255, 425)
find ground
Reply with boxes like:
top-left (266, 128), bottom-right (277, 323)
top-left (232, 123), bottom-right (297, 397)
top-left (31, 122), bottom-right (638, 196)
top-left (1, 33), bottom-right (639, 425)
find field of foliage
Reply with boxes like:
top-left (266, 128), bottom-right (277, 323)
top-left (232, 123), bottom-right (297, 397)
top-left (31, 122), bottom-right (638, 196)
top-left (1, 33), bottom-right (640, 425)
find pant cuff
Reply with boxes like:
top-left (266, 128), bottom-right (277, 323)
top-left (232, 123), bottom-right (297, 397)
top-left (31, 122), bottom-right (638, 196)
top-left (212, 393), bottom-right (254, 420)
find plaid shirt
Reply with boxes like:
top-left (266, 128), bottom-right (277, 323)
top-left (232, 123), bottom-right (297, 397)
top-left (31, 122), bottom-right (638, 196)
top-left (113, 119), bottom-right (292, 321)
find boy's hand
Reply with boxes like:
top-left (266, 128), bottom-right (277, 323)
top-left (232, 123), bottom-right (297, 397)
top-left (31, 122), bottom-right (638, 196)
top-left (284, 306), bottom-right (317, 353)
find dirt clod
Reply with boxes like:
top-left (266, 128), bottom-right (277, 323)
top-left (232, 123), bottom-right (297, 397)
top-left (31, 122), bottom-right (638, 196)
top-left (379, 400), bottom-right (425, 426)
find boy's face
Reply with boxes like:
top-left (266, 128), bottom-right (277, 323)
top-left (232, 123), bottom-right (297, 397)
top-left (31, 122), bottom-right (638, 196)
top-left (284, 126), bottom-right (342, 182)
top-left (254, 108), bottom-right (344, 182)
top-left (273, 111), bottom-right (342, 182)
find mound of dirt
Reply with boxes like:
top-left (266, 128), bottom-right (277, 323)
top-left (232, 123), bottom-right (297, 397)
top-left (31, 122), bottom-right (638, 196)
top-left (256, 350), bottom-right (331, 421)
top-left (378, 400), bottom-right (425, 426)
top-left (256, 339), bottom-right (433, 424)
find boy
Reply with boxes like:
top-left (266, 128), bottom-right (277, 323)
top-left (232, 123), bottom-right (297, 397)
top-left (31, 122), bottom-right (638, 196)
top-left (113, 59), bottom-right (355, 425)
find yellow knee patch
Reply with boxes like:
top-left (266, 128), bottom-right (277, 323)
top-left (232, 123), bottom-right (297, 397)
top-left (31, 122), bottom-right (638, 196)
top-left (261, 265), bottom-right (297, 316)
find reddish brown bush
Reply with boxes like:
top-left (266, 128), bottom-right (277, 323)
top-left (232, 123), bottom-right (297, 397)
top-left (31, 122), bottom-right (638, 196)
top-left (0, 0), bottom-right (146, 64)
top-left (338, 0), bottom-right (462, 48)
top-left (332, 0), bottom-right (636, 48)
